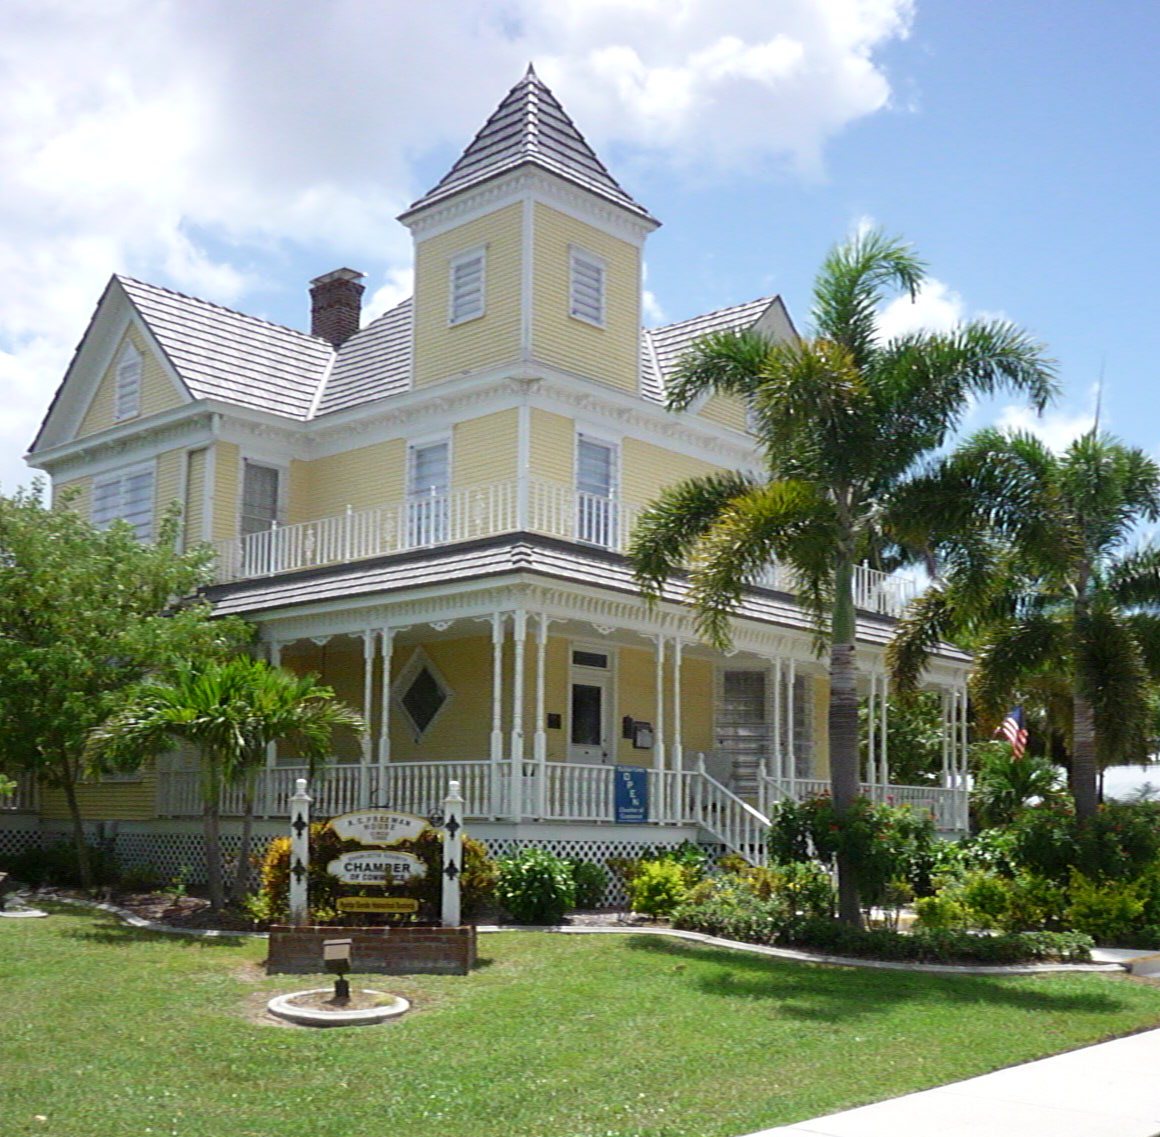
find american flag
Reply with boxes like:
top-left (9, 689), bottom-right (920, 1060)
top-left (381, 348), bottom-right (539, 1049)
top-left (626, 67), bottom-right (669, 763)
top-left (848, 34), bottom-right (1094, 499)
top-left (996, 706), bottom-right (1028, 759)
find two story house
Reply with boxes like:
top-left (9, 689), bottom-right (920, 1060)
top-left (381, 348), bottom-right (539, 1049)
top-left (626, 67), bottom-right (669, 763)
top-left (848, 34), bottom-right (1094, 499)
top-left (5, 68), bottom-right (971, 885)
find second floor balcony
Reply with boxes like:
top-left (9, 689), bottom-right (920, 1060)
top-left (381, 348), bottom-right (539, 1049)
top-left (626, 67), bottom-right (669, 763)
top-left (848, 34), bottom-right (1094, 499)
top-left (212, 476), bottom-right (919, 617)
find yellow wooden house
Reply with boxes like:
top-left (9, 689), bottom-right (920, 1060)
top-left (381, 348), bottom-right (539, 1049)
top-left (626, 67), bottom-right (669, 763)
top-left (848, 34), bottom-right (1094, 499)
top-left (5, 68), bottom-right (971, 883)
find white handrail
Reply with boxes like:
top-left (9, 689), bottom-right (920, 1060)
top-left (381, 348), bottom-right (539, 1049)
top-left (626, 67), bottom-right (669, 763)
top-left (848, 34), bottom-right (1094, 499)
top-left (687, 756), bottom-right (771, 866)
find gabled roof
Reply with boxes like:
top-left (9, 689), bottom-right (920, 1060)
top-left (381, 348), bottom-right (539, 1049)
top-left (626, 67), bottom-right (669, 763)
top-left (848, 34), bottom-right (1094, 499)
top-left (640, 296), bottom-right (788, 404)
top-left (314, 298), bottom-right (412, 417)
top-left (402, 66), bottom-right (656, 223)
top-left (118, 277), bottom-right (332, 420)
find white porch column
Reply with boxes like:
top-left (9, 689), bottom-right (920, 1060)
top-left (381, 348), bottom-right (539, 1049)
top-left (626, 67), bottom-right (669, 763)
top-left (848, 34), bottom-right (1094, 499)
top-left (490, 612), bottom-right (505, 817)
top-left (866, 671), bottom-right (876, 786)
top-left (878, 670), bottom-right (890, 791)
top-left (958, 686), bottom-right (970, 829)
top-left (940, 689), bottom-right (950, 787)
top-left (653, 634), bottom-right (667, 821)
top-left (378, 628), bottom-right (394, 765)
top-left (772, 657), bottom-right (783, 786)
top-left (360, 629), bottom-right (375, 806)
top-left (509, 610), bottom-right (527, 821)
top-left (671, 637), bottom-right (684, 822)
top-left (266, 639), bottom-right (282, 769)
top-left (785, 658), bottom-right (797, 797)
top-left (534, 614), bottom-right (550, 818)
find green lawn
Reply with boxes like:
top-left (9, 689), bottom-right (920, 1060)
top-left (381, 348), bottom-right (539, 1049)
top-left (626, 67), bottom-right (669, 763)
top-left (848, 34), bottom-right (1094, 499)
top-left (5, 905), bottom-right (1160, 1137)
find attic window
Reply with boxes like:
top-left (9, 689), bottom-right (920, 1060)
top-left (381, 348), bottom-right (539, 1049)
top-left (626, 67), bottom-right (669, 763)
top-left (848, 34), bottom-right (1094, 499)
top-left (570, 248), bottom-right (605, 327)
top-left (449, 248), bottom-right (485, 325)
top-left (92, 462), bottom-right (155, 542)
top-left (113, 342), bottom-right (142, 422)
top-left (394, 648), bottom-right (453, 741)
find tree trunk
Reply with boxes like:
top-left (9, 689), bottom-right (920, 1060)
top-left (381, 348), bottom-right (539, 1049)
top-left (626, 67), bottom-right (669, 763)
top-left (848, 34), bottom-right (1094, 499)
top-left (232, 792), bottom-right (255, 905)
top-left (829, 556), bottom-right (862, 927)
top-left (1072, 693), bottom-right (1099, 822)
top-left (59, 765), bottom-right (93, 891)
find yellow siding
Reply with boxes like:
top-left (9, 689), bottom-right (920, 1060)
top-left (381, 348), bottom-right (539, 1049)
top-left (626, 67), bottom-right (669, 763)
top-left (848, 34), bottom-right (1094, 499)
top-left (282, 639), bottom-right (366, 762)
top-left (413, 203), bottom-right (523, 387)
top-left (40, 771), bottom-right (157, 822)
top-left (812, 675), bottom-right (830, 778)
top-left (529, 408), bottom-right (574, 486)
top-left (614, 645), bottom-right (652, 766)
top-left (53, 475), bottom-right (92, 516)
top-left (294, 440), bottom-right (406, 521)
top-left (155, 447), bottom-right (183, 530)
top-left (621, 438), bottom-right (718, 506)
top-left (184, 448), bottom-right (207, 548)
top-left (532, 203), bottom-right (641, 392)
top-left (679, 656), bottom-right (716, 756)
top-left (212, 442), bottom-right (239, 542)
top-left (699, 392), bottom-right (748, 433)
top-left (452, 410), bottom-right (518, 489)
top-left (77, 326), bottom-right (183, 439)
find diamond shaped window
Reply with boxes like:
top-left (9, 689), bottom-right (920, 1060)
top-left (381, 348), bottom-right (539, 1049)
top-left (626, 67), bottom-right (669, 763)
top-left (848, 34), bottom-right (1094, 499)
top-left (395, 650), bottom-right (453, 741)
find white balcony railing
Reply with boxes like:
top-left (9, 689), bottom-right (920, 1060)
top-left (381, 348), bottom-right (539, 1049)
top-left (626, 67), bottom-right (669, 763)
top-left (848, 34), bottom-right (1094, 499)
top-left (211, 477), bottom-right (917, 617)
top-left (759, 773), bottom-right (967, 832)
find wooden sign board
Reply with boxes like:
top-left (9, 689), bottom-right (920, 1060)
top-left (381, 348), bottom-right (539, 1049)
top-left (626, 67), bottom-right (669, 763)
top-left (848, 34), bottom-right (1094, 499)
top-left (329, 809), bottom-right (428, 847)
top-left (327, 850), bottom-right (426, 885)
top-left (336, 896), bottom-right (420, 915)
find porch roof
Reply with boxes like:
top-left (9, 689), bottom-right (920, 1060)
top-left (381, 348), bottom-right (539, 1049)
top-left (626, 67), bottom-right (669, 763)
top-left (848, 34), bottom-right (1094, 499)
top-left (203, 532), bottom-right (972, 666)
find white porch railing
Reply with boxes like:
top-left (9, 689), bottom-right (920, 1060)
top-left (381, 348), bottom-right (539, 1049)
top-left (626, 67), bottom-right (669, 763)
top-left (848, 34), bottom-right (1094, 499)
top-left (759, 772), bottom-right (966, 832)
top-left (209, 478), bottom-right (914, 617)
top-left (0, 772), bottom-right (38, 812)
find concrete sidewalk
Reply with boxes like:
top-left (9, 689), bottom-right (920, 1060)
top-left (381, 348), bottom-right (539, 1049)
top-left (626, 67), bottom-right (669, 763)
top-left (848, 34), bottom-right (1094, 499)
top-left (743, 1027), bottom-right (1160, 1137)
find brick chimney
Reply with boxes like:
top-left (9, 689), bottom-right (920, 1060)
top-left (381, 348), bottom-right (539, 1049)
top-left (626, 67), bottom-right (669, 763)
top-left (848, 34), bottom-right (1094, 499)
top-left (309, 268), bottom-right (365, 346)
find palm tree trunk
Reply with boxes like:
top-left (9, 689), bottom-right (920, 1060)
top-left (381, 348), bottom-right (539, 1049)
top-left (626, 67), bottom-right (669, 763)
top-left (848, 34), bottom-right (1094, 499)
top-left (829, 555), bottom-right (862, 926)
top-left (232, 791), bottom-right (255, 905)
top-left (1072, 693), bottom-right (1099, 822)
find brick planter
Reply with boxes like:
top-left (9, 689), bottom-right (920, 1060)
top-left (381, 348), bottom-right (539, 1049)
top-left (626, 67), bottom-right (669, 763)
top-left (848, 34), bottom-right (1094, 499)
top-left (267, 924), bottom-right (476, 976)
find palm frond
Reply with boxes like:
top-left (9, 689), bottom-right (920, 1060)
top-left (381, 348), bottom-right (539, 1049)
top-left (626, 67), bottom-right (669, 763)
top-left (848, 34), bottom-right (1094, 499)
top-left (664, 329), bottom-right (775, 412)
top-left (1109, 545), bottom-right (1160, 609)
top-left (971, 614), bottom-right (1066, 721)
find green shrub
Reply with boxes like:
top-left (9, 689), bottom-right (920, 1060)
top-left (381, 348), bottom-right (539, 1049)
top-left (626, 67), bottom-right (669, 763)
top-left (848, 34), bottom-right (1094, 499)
top-left (627, 859), bottom-right (688, 918)
top-left (568, 860), bottom-right (608, 909)
top-left (913, 893), bottom-right (968, 930)
top-left (496, 847), bottom-right (575, 924)
top-left (959, 870), bottom-right (1013, 930)
top-left (743, 860), bottom-right (835, 918)
top-left (0, 842), bottom-right (119, 888)
top-left (672, 877), bottom-right (792, 943)
top-left (1064, 871), bottom-right (1145, 945)
top-left (1002, 873), bottom-right (1067, 932)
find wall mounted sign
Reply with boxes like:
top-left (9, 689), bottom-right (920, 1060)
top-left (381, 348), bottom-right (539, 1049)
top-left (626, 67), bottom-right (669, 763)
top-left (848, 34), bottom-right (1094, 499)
top-left (614, 765), bottom-right (649, 824)
top-left (329, 809), bottom-right (428, 847)
top-left (336, 896), bottom-right (420, 914)
top-left (327, 850), bottom-right (426, 885)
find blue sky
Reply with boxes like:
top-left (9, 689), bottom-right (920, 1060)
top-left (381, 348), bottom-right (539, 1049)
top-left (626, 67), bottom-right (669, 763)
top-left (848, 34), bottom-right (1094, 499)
top-left (1, 0), bottom-right (1157, 493)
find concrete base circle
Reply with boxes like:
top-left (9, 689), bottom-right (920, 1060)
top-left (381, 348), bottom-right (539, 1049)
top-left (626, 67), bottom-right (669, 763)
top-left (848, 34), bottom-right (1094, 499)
top-left (266, 989), bottom-right (410, 1028)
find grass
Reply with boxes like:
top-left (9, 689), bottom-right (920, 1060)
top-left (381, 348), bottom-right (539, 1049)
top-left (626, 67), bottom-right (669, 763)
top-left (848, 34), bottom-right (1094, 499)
top-left (4, 905), bottom-right (1160, 1137)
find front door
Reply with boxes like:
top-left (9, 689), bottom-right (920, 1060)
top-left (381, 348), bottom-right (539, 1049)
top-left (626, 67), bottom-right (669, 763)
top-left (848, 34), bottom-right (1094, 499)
top-left (569, 677), bottom-right (611, 765)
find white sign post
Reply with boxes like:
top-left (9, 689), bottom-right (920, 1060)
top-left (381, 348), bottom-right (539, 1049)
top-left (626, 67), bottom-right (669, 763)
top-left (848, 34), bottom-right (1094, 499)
top-left (289, 778), bottom-right (311, 926)
top-left (441, 780), bottom-right (464, 928)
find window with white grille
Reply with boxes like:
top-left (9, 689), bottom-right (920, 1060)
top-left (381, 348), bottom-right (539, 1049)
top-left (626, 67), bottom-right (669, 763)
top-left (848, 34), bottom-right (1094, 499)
top-left (92, 463), bottom-right (155, 541)
top-left (570, 248), bottom-right (605, 326)
top-left (449, 248), bottom-right (485, 325)
top-left (113, 342), bottom-right (142, 422)
top-left (576, 435), bottom-right (616, 547)
top-left (408, 439), bottom-right (450, 546)
top-left (241, 462), bottom-right (280, 537)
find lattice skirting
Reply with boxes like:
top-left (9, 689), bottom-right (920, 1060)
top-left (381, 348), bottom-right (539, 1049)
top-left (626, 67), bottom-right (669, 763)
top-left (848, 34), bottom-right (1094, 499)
top-left (2, 822), bottom-right (707, 910)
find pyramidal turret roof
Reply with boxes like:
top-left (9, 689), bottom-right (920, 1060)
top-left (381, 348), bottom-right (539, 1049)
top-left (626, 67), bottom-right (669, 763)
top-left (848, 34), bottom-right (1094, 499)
top-left (401, 66), bottom-right (656, 223)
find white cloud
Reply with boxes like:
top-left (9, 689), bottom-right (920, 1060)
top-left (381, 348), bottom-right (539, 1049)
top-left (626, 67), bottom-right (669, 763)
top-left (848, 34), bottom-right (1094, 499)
top-left (0, 0), bottom-right (914, 491)
top-left (995, 396), bottom-right (1100, 455)
top-left (365, 268), bottom-right (415, 323)
top-left (876, 277), bottom-right (966, 340)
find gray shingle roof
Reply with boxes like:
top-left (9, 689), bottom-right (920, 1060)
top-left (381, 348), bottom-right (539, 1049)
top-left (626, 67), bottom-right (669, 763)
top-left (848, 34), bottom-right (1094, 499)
top-left (640, 296), bottom-right (780, 403)
top-left (403, 66), bottom-right (655, 222)
top-left (119, 276), bottom-right (332, 420)
top-left (315, 298), bottom-right (412, 416)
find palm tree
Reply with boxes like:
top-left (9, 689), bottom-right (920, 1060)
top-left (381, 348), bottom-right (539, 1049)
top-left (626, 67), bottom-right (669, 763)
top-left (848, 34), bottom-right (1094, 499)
top-left (89, 656), bottom-right (364, 909)
top-left (628, 229), bottom-right (1056, 923)
top-left (891, 428), bottom-right (1160, 822)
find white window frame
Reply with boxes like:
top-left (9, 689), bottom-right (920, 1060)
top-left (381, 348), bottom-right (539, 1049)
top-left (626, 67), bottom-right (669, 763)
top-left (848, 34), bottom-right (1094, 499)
top-left (113, 341), bottom-right (143, 422)
top-left (91, 460), bottom-right (156, 542)
top-left (407, 434), bottom-right (451, 547)
top-left (569, 245), bottom-right (606, 327)
top-left (448, 246), bottom-right (486, 326)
